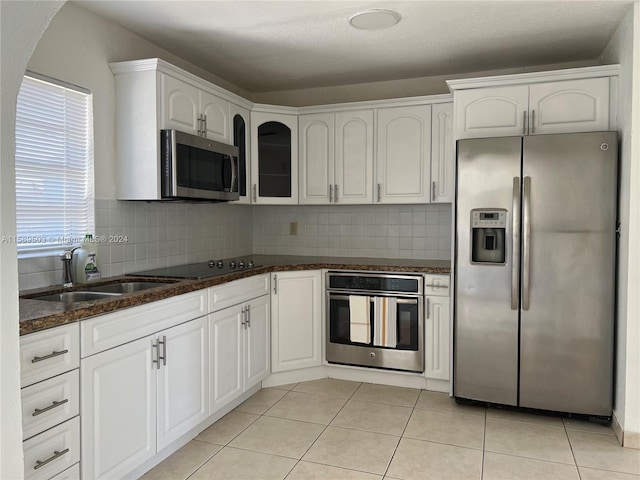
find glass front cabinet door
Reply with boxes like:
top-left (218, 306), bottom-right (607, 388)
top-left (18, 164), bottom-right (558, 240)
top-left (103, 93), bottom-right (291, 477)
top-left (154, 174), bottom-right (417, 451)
top-left (250, 111), bottom-right (298, 204)
top-left (231, 104), bottom-right (251, 204)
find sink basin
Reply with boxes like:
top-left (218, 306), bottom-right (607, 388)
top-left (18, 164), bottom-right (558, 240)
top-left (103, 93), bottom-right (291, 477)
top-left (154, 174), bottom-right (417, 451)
top-left (83, 281), bottom-right (175, 294)
top-left (25, 281), bottom-right (177, 303)
top-left (33, 291), bottom-right (122, 302)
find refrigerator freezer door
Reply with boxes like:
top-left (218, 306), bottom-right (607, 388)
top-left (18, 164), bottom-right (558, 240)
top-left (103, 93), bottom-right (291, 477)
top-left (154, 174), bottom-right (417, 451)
top-left (520, 132), bottom-right (617, 416)
top-left (455, 137), bottom-right (521, 405)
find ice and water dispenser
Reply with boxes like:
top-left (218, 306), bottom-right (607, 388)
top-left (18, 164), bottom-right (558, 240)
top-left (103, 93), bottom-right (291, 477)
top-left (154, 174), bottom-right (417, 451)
top-left (470, 209), bottom-right (507, 264)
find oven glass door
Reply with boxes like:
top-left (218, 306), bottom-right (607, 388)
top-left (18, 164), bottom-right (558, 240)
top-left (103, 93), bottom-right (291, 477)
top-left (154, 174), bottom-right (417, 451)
top-left (328, 294), bottom-right (419, 351)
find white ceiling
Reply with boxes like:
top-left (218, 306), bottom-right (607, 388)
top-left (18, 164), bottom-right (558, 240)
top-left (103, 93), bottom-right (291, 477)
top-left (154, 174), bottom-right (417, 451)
top-left (75, 0), bottom-right (632, 93)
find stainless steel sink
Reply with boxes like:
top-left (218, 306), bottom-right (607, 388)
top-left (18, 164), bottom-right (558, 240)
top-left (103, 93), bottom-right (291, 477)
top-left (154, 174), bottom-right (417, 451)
top-left (33, 291), bottom-right (123, 302)
top-left (83, 281), bottom-right (175, 294)
top-left (26, 281), bottom-right (176, 303)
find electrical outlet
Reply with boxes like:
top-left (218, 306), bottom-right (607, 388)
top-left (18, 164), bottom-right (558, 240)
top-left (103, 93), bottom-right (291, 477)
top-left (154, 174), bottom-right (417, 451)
top-left (290, 222), bottom-right (298, 235)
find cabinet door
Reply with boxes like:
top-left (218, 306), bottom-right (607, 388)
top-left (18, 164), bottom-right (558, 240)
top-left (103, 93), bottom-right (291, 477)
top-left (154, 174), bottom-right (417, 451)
top-left (376, 105), bottom-right (432, 204)
top-left (209, 308), bottom-right (243, 414)
top-left (455, 85), bottom-right (529, 139)
top-left (157, 317), bottom-right (209, 451)
top-left (271, 271), bottom-right (322, 373)
top-left (425, 296), bottom-right (450, 381)
top-left (299, 113), bottom-right (334, 205)
top-left (244, 295), bottom-right (270, 389)
top-left (250, 111), bottom-right (298, 204)
top-left (231, 104), bottom-right (251, 204)
top-left (335, 109), bottom-right (374, 204)
top-left (161, 74), bottom-right (200, 135)
top-left (200, 90), bottom-right (230, 143)
top-left (81, 337), bottom-right (156, 480)
top-left (529, 77), bottom-right (610, 135)
top-left (430, 103), bottom-right (455, 203)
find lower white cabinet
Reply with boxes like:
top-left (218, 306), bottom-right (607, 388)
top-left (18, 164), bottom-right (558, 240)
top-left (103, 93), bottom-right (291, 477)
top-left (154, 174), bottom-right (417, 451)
top-left (209, 294), bottom-right (270, 414)
top-left (81, 316), bottom-right (208, 480)
top-left (271, 271), bottom-right (323, 372)
top-left (424, 274), bottom-right (451, 381)
top-left (23, 416), bottom-right (80, 480)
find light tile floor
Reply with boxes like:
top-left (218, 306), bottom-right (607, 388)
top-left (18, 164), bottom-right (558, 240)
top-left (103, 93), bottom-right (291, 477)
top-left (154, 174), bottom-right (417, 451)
top-left (141, 379), bottom-right (640, 480)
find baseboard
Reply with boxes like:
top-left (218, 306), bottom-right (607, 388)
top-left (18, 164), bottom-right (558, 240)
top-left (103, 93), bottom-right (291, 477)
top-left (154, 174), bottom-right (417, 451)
top-left (612, 411), bottom-right (624, 446)
top-left (623, 430), bottom-right (640, 449)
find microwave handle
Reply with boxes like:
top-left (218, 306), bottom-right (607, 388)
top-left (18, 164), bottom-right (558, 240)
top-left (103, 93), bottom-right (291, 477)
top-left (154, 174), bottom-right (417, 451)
top-left (230, 155), bottom-right (238, 194)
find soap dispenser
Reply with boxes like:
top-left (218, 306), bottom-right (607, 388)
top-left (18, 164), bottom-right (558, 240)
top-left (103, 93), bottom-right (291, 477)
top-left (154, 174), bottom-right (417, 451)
top-left (74, 234), bottom-right (101, 283)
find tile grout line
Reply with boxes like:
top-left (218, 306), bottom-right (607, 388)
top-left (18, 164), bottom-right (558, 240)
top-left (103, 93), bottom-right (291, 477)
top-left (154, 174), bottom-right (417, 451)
top-left (481, 406), bottom-right (487, 480)
top-left (564, 418), bottom-right (583, 479)
top-left (381, 387), bottom-right (422, 478)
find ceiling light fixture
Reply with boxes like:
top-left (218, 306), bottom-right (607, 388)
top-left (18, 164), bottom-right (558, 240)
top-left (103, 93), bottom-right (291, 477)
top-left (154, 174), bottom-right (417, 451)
top-left (349, 9), bottom-right (401, 30)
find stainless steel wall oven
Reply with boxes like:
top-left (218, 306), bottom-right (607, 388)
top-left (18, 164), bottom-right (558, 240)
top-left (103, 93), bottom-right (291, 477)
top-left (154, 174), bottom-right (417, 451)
top-left (326, 272), bottom-right (424, 373)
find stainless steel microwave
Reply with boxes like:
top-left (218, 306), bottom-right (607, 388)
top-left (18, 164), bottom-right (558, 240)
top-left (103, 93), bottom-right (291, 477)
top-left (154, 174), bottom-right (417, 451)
top-left (161, 129), bottom-right (239, 201)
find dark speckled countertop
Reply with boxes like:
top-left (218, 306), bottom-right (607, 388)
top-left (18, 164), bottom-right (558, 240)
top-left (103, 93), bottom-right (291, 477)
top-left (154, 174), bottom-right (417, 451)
top-left (19, 255), bottom-right (450, 336)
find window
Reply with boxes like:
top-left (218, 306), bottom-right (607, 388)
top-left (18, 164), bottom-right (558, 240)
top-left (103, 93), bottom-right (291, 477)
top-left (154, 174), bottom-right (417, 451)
top-left (15, 73), bottom-right (94, 256)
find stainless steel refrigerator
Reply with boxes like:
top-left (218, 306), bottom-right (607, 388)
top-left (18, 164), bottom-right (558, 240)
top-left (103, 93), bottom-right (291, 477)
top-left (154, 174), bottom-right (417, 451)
top-left (454, 132), bottom-right (617, 417)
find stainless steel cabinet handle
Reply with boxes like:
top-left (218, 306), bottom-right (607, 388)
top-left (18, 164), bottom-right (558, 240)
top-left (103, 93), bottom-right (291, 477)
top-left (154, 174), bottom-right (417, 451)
top-left (511, 177), bottom-right (521, 310)
top-left (241, 306), bottom-right (246, 328)
top-left (152, 341), bottom-right (160, 369)
top-left (252, 184), bottom-right (257, 202)
top-left (158, 335), bottom-right (167, 366)
top-left (522, 176), bottom-right (532, 311)
top-left (197, 115), bottom-right (202, 136)
top-left (329, 184), bottom-right (333, 203)
top-left (432, 181), bottom-right (436, 202)
top-left (522, 111), bottom-right (527, 135)
top-left (334, 184), bottom-right (338, 203)
top-left (32, 399), bottom-right (69, 417)
top-left (531, 110), bottom-right (535, 134)
top-left (203, 114), bottom-right (207, 137)
top-left (246, 304), bottom-right (251, 328)
top-left (426, 298), bottom-right (430, 319)
top-left (273, 274), bottom-right (277, 294)
top-left (32, 350), bottom-right (68, 363)
top-left (377, 183), bottom-right (381, 202)
top-left (34, 448), bottom-right (69, 470)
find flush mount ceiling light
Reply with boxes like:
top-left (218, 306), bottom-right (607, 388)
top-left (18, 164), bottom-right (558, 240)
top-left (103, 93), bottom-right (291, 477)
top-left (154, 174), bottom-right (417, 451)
top-left (349, 9), bottom-right (401, 30)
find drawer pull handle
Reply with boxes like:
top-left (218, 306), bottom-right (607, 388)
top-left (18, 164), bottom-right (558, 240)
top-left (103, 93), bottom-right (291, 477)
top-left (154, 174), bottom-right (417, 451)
top-left (32, 399), bottom-right (68, 416)
top-left (425, 284), bottom-right (449, 289)
top-left (34, 448), bottom-right (69, 470)
top-left (31, 350), bottom-right (68, 363)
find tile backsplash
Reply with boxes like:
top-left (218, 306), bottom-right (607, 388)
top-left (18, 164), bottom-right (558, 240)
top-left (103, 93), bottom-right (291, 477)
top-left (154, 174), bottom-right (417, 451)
top-left (18, 201), bottom-right (452, 290)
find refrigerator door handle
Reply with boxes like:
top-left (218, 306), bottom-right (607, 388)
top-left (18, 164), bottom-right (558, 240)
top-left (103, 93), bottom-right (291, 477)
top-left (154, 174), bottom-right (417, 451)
top-left (522, 176), bottom-right (532, 311)
top-left (511, 177), bottom-right (521, 310)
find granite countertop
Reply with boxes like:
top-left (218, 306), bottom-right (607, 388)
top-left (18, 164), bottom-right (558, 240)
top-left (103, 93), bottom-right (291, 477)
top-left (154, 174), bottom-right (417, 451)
top-left (19, 255), bottom-right (450, 336)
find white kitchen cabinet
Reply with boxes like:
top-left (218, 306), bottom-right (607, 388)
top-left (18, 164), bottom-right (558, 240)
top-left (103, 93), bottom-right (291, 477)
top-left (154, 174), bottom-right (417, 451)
top-left (271, 271), bottom-right (322, 372)
top-left (299, 110), bottom-right (374, 205)
top-left (424, 274), bottom-right (450, 381)
top-left (452, 74), bottom-right (613, 139)
top-left (231, 103), bottom-right (252, 204)
top-left (110, 58), bottom-right (250, 199)
top-left (376, 105), bottom-right (432, 204)
top-left (157, 317), bottom-right (209, 451)
top-left (251, 110), bottom-right (298, 204)
top-left (209, 294), bottom-right (270, 414)
top-left (81, 336), bottom-right (156, 480)
top-left (430, 102), bottom-right (455, 203)
top-left (23, 416), bottom-right (80, 480)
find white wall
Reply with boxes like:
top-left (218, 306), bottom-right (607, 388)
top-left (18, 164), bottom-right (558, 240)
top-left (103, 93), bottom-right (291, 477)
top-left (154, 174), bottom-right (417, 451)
top-left (0, 2), bottom-right (65, 477)
top-left (600, 2), bottom-right (640, 446)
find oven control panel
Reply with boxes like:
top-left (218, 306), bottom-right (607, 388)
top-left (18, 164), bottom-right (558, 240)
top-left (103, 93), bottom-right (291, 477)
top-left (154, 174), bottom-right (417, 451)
top-left (326, 272), bottom-right (423, 295)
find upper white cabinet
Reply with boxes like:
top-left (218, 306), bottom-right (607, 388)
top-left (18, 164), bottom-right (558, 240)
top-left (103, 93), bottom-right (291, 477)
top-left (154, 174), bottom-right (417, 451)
top-left (231, 104), bottom-right (252, 204)
top-left (430, 103), bottom-right (455, 203)
top-left (271, 271), bottom-right (323, 372)
top-left (299, 110), bottom-right (374, 205)
top-left (448, 66), bottom-right (618, 139)
top-left (251, 110), bottom-right (299, 204)
top-left (376, 105), bottom-right (432, 204)
top-left (110, 58), bottom-right (251, 200)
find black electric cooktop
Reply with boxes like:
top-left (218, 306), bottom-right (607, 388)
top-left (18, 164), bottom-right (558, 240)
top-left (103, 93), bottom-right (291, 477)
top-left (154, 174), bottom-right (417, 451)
top-left (128, 257), bottom-right (261, 280)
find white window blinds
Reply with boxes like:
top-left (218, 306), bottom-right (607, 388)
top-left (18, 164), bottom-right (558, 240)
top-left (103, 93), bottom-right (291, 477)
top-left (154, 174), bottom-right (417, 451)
top-left (15, 74), bottom-right (94, 256)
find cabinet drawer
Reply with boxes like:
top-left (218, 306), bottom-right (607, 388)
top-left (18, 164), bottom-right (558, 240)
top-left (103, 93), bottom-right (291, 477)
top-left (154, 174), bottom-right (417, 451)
top-left (21, 324), bottom-right (79, 388)
top-left (209, 274), bottom-right (270, 312)
top-left (22, 370), bottom-right (79, 440)
top-left (424, 274), bottom-right (450, 296)
top-left (23, 416), bottom-right (80, 480)
top-left (50, 463), bottom-right (79, 480)
top-left (81, 289), bottom-right (207, 357)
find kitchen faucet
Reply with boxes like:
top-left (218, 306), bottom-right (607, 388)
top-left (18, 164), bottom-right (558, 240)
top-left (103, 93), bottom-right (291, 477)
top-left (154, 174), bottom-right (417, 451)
top-left (60, 247), bottom-right (80, 287)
